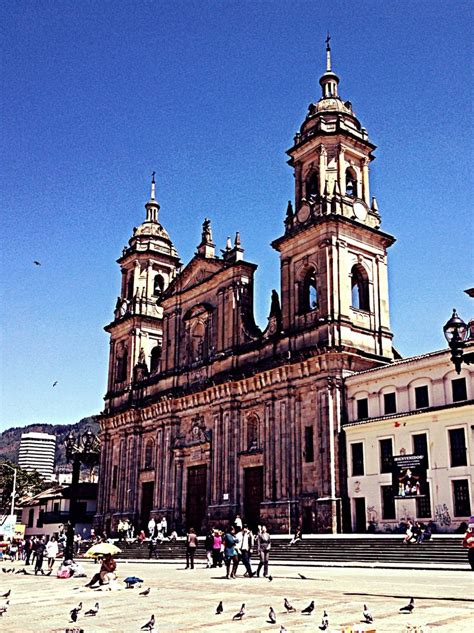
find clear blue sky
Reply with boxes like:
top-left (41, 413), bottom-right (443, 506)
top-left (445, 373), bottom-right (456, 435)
top-left (1, 1), bottom-right (472, 430)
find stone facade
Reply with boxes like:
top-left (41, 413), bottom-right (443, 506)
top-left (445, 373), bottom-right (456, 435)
top-left (95, 43), bottom-right (396, 535)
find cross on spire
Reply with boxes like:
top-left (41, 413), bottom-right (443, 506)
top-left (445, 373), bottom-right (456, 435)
top-left (151, 171), bottom-right (156, 200)
top-left (326, 32), bottom-right (332, 71)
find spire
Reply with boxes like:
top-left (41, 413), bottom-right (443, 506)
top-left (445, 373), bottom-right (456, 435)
top-left (145, 172), bottom-right (160, 223)
top-left (197, 218), bottom-right (215, 258)
top-left (319, 34), bottom-right (339, 99)
top-left (326, 32), bottom-right (332, 72)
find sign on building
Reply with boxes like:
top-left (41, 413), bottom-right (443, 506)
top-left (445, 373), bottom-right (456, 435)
top-left (392, 454), bottom-right (427, 498)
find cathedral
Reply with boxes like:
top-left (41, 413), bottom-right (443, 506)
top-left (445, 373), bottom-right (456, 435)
top-left (95, 41), bottom-right (397, 535)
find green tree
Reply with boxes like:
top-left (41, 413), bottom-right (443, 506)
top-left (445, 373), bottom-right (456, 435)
top-left (0, 461), bottom-right (51, 513)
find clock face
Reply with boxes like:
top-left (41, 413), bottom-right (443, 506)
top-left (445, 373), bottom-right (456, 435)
top-left (297, 202), bottom-right (310, 223)
top-left (353, 201), bottom-right (368, 222)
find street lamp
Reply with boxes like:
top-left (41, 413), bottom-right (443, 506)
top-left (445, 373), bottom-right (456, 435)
top-left (63, 428), bottom-right (100, 561)
top-left (0, 463), bottom-right (17, 538)
top-left (443, 309), bottom-right (474, 374)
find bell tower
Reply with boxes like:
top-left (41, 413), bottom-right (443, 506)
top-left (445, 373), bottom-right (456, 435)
top-left (272, 38), bottom-right (395, 361)
top-left (104, 175), bottom-right (180, 410)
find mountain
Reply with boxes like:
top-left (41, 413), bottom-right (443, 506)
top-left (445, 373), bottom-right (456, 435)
top-left (0, 416), bottom-right (100, 468)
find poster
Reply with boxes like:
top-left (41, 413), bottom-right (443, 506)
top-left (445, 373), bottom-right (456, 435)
top-left (392, 454), bottom-right (427, 498)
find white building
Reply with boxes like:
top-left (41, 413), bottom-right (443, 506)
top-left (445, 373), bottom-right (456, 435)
top-left (344, 346), bottom-right (473, 533)
top-left (18, 432), bottom-right (56, 479)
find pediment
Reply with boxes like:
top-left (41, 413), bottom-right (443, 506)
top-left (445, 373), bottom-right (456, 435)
top-left (166, 255), bottom-right (225, 297)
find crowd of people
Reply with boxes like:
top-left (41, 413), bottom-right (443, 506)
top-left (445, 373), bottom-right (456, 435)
top-left (402, 519), bottom-right (433, 544)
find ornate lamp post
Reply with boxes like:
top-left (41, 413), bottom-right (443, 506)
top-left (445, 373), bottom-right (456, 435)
top-left (64, 428), bottom-right (100, 561)
top-left (443, 309), bottom-right (474, 374)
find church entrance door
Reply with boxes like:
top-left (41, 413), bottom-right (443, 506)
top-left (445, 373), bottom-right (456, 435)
top-left (244, 466), bottom-right (263, 531)
top-left (186, 465), bottom-right (207, 534)
top-left (141, 481), bottom-right (154, 531)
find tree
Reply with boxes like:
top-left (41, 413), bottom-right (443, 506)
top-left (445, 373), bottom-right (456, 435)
top-left (0, 461), bottom-right (51, 513)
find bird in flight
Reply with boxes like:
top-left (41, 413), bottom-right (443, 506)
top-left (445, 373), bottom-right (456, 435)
top-left (141, 614), bottom-right (155, 631)
top-left (0, 590), bottom-right (10, 599)
top-left (362, 603), bottom-right (373, 623)
top-left (85, 602), bottom-right (100, 616)
top-left (139, 587), bottom-right (151, 596)
top-left (301, 600), bottom-right (315, 614)
top-left (233, 604), bottom-right (246, 620)
top-left (215, 601), bottom-right (223, 615)
top-left (33, 261), bottom-right (41, 266)
top-left (399, 597), bottom-right (415, 613)
top-left (52, 381), bottom-right (58, 387)
top-left (268, 606), bottom-right (276, 624)
top-left (279, 627), bottom-right (288, 633)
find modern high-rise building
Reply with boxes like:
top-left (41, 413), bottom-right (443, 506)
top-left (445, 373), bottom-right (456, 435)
top-left (18, 432), bottom-right (56, 479)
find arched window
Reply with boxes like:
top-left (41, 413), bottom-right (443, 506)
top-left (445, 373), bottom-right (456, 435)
top-left (351, 264), bottom-right (370, 311)
top-left (306, 170), bottom-right (319, 197)
top-left (301, 268), bottom-right (318, 313)
top-left (153, 274), bottom-right (165, 296)
top-left (345, 167), bottom-right (358, 198)
top-left (246, 415), bottom-right (258, 450)
top-left (115, 346), bottom-right (128, 383)
top-left (144, 439), bottom-right (154, 469)
top-left (150, 345), bottom-right (162, 373)
top-left (127, 275), bottom-right (134, 300)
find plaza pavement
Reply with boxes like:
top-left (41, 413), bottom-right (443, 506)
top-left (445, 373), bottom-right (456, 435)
top-left (0, 558), bottom-right (472, 633)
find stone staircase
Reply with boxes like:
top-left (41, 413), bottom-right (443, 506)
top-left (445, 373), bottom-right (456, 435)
top-left (93, 535), bottom-right (467, 568)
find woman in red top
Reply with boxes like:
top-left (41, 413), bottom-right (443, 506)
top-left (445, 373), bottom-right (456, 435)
top-left (462, 519), bottom-right (474, 571)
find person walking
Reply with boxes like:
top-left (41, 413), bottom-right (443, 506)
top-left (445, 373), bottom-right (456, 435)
top-left (240, 524), bottom-right (254, 577)
top-left (185, 527), bottom-right (198, 569)
top-left (46, 536), bottom-right (59, 574)
top-left (212, 529), bottom-right (223, 568)
top-left (256, 525), bottom-right (271, 577)
top-left (148, 517), bottom-right (156, 539)
top-left (223, 526), bottom-right (239, 579)
top-left (34, 537), bottom-right (46, 575)
top-left (462, 518), bottom-right (474, 571)
top-left (205, 528), bottom-right (214, 568)
top-left (24, 537), bottom-right (33, 566)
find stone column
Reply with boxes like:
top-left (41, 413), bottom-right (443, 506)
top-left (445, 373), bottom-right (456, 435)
top-left (337, 145), bottom-right (345, 194)
top-left (318, 145), bottom-right (327, 196)
top-left (174, 456), bottom-right (184, 527)
top-left (264, 401), bottom-right (273, 500)
top-left (294, 162), bottom-right (302, 209)
top-left (362, 158), bottom-right (370, 204)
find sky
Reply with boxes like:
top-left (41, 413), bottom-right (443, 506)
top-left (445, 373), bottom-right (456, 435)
top-left (0, 1), bottom-right (472, 431)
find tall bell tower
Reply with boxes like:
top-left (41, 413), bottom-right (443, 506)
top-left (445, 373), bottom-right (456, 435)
top-left (272, 38), bottom-right (395, 361)
top-left (104, 175), bottom-right (180, 411)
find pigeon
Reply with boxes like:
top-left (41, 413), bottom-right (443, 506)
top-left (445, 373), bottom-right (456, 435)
top-left (400, 597), bottom-right (415, 613)
top-left (85, 602), bottom-right (100, 616)
top-left (52, 381), bottom-right (58, 387)
top-left (268, 574), bottom-right (273, 582)
top-left (141, 614), bottom-right (155, 630)
top-left (284, 598), bottom-right (296, 613)
top-left (319, 610), bottom-right (329, 630)
top-left (279, 627), bottom-right (287, 633)
top-left (268, 606), bottom-right (276, 624)
top-left (0, 601), bottom-right (9, 616)
top-left (233, 603), bottom-right (246, 620)
top-left (139, 587), bottom-right (151, 596)
top-left (70, 602), bottom-right (82, 623)
top-left (0, 590), bottom-right (10, 599)
top-left (301, 600), bottom-right (315, 614)
top-left (362, 604), bottom-right (373, 623)
top-left (33, 261), bottom-right (41, 266)
top-left (215, 601), bottom-right (223, 615)
top-left (298, 573), bottom-right (307, 579)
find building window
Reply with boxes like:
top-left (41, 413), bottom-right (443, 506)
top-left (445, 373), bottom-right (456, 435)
top-left (383, 392), bottom-right (397, 415)
top-left (190, 321), bottom-right (206, 362)
top-left (379, 438), bottom-right (393, 473)
top-left (416, 481), bottom-right (432, 519)
top-left (449, 428), bottom-right (467, 467)
top-left (53, 502), bottom-right (60, 514)
top-left (306, 170), bottom-right (319, 197)
top-left (357, 398), bottom-right (369, 420)
top-left (115, 346), bottom-right (128, 383)
top-left (351, 442), bottom-right (364, 476)
top-left (345, 167), bottom-right (358, 197)
top-left (153, 274), bottom-right (165, 296)
top-left (127, 275), bottom-right (134, 300)
top-left (381, 485), bottom-right (395, 520)
top-left (246, 415), bottom-right (258, 450)
top-left (412, 433), bottom-right (429, 468)
top-left (452, 479), bottom-right (471, 517)
top-left (304, 426), bottom-right (314, 463)
top-left (415, 385), bottom-right (429, 409)
top-left (28, 508), bottom-right (34, 528)
top-left (144, 440), bottom-right (154, 469)
top-left (37, 509), bottom-right (44, 528)
top-left (351, 265), bottom-right (370, 311)
top-left (300, 269), bottom-right (318, 313)
top-left (112, 465), bottom-right (118, 489)
top-left (452, 377), bottom-right (467, 402)
top-left (150, 345), bottom-right (162, 373)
